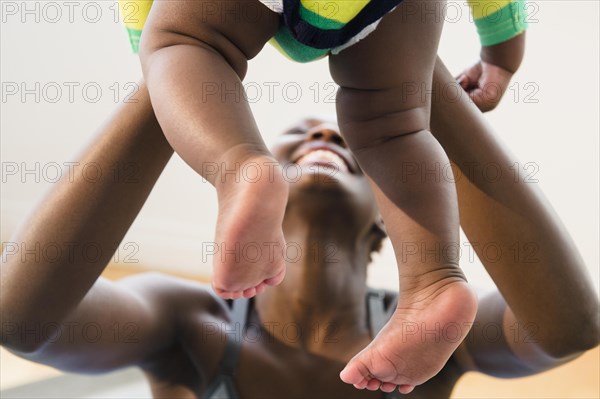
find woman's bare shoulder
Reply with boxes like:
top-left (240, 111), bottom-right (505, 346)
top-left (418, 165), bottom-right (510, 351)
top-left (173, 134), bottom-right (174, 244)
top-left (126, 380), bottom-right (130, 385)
top-left (124, 272), bottom-right (232, 387)
top-left (117, 272), bottom-right (231, 322)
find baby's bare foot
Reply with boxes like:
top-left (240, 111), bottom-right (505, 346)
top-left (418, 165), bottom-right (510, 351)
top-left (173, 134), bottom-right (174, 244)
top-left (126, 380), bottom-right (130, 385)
top-left (212, 155), bottom-right (288, 299)
top-left (340, 279), bottom-right (477, 393)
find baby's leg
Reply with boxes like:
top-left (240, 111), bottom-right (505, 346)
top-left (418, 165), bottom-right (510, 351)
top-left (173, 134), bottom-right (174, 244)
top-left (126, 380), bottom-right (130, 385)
top-left (139, 0), bottom-right (286, 299)
top-left (330, 0), bottom-right (477, 393)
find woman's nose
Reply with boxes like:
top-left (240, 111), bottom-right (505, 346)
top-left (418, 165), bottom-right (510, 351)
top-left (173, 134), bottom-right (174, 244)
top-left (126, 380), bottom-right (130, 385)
top-left (306, 126), bottom-right (346, 147)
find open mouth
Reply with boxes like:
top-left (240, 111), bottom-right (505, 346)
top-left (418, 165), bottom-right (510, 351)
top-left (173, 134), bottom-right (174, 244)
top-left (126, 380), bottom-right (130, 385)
top-left (295, 148), bottom-right (351, 173)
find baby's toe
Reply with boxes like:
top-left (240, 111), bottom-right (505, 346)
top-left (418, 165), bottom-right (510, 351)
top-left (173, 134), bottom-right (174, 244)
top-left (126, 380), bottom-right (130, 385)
top-left (366, 379), bottom-right (381, 391)
top-left (398, 385), bottom-right (415, 394)
top-left (254, 282), bottom-right (267, 295)
top-left (340, 363), bottom-right (367, 385)
top-left (380, 383), bottom-right (397, 393)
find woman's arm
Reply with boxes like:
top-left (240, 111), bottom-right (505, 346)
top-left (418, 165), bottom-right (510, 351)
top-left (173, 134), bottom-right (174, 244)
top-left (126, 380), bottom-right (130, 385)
top-left (431, 58), bottom-right (599, 376)
top-left (0, 82), bottom-right (184, 371)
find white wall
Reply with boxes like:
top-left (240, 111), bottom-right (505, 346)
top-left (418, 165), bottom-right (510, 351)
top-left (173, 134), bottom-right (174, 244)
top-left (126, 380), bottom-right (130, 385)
top-left (2, 1), bottom-right (598, 294)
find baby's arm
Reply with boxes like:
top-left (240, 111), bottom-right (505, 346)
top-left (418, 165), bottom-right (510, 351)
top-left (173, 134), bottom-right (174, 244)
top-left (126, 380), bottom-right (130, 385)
top-left (458, 0), bottom-right (528, 111)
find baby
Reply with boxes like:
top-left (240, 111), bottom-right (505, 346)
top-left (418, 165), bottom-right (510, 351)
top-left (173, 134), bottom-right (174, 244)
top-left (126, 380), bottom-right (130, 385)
top-left (120, 0), bottom-right (527, 393)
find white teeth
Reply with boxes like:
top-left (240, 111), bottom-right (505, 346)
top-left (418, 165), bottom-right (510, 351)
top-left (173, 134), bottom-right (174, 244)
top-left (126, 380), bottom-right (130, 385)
top-left (296, 149), bottom-right (349, 172)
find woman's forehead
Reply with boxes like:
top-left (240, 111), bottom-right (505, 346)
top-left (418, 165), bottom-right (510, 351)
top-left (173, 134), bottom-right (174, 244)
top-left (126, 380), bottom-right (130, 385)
top-left (285, 115), bottom-right (338, 132)
top-left (305, 114), bottom-right (337, 125)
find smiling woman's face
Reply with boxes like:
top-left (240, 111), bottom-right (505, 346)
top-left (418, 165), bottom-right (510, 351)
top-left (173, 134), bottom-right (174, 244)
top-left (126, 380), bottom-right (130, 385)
top-left (270, 118), bottom-right (384, 244)
top-left (271, 117), bottom-right (360, 174)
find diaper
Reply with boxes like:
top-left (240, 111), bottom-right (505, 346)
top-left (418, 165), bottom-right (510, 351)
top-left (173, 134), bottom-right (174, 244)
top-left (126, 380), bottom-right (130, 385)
top-left (119, 0), bottom-right (403, 62)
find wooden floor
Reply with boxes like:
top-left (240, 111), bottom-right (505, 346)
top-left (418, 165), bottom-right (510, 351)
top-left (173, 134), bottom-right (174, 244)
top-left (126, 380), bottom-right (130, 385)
top-left (2, 264), bottom-right (599, 398)
top-left (451, 348), bottom-right (599, 398)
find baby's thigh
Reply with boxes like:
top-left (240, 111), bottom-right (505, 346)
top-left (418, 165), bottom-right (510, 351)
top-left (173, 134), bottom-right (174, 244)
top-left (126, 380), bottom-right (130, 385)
top-left (329, 0), bottom-right (446, 91)
top-left (142, 0), bottom-right (280, 60)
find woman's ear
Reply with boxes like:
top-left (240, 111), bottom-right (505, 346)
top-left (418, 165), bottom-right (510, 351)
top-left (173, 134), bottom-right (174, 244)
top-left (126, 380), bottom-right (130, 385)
top-left (368, 216), bottom-right (387, 261)
top-left (374, 215), bottom-right (386, 237)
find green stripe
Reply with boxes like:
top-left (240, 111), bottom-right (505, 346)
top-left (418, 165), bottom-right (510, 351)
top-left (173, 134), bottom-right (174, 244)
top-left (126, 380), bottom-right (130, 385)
top-left (271, 27), bottom-right (329, 63)
top-left (475, 0), bottom-right (528, 46)
top-left (126, 27), bottom-right (142, 53)
top-left (298, 2), bottom-right (345, 30)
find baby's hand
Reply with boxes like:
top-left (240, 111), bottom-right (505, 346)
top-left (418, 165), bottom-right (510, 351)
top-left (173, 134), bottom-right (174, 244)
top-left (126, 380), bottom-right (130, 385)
top-left (456, 60), bottom-right (514, 112)
top-left (456, 33), bottom-right (525, 112)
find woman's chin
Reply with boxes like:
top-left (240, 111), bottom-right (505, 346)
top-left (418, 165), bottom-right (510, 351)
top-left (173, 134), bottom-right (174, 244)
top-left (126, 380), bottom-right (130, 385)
top-left (289, 167), bottom-right (351, 196)
top-left (288, 169), bottom-right (377, 220)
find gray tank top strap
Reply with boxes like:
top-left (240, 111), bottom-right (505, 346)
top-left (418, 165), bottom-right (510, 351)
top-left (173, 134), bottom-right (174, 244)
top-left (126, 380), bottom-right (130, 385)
top-left (367, 289), bottom-right (387, 337)
top-left (220, 298), bottom-right (250, 374)
top-left (230, 297), bottom-right (251, 330)
top-left (367, 288), bottom-right (397, 336)
top-left (367, 289), bottom-right (402, 399)
top-left (204, 298), bottom-right (250, 399)
top-left (203, 371), bottom-right (239, 399)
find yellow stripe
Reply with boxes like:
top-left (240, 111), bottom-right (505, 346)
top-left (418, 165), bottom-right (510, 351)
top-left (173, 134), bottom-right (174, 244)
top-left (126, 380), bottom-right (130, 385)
top-left (467, 0), bottom-right (513, 20)
top-left (119, 0), bottom-right (152, 31)
top-left (300, 0), bottom-right (370, 24)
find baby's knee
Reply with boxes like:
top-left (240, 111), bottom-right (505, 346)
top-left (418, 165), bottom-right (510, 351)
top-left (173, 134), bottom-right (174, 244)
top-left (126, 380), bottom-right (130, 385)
top-left (335, 86), bottom-right (430, 148)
